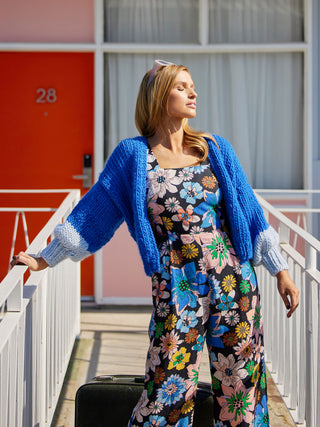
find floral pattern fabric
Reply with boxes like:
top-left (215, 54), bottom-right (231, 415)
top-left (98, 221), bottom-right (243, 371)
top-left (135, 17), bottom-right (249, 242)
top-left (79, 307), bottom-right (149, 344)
top-left (129, 149), bottom-right (269, 427)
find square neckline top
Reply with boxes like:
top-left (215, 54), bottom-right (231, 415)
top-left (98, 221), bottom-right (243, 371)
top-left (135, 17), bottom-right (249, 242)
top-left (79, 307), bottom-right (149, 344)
top-left (147, 143), bottom-right (204, 170)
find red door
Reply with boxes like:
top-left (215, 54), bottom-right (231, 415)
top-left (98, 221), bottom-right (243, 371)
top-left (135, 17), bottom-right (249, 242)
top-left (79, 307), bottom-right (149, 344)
top-left (0, 52), bottom-right (94, 296)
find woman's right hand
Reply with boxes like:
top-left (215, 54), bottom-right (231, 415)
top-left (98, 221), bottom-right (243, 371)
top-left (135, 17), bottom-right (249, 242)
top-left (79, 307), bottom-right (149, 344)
top-left (10, 252), bottom-right (49, 271)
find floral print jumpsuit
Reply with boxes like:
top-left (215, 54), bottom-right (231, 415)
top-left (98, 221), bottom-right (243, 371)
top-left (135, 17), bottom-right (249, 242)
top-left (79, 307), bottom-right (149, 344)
top-left (128, 148), bottom-right (270, 427)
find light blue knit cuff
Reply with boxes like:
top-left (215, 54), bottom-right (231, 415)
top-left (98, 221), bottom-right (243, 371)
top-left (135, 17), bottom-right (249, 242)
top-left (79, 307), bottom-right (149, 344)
top-left (40, 239), bottom-right (72, 267)
top-left (40, 221), bottom-right (91, 267)
top-left (260, 246), bottom-right (289, 276)
top-left (253, 226), bottom-right (289, 276)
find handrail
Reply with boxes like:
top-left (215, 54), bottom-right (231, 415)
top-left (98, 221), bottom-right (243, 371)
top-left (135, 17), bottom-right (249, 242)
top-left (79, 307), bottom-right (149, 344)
top-left (256, 189), bottom-right (320, 193)
top-left (0, 189), bottom-right (76, 193)
top-left (0, 190), bottom-right (79, 311)
top-left (0, 208), bottom-right (57, 211)
top-left (255, 193), bottom-right (320, 253)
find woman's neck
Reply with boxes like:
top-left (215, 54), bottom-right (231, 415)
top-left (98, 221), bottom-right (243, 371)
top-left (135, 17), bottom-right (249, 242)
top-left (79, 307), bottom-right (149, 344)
top-left (147, 127), bottom-right (200, 169)
top-left (148, 126), bottom-right (184, 153)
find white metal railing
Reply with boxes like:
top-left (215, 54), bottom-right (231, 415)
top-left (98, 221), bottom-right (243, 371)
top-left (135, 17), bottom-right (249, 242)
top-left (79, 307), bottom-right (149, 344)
top-left (255, 193), bottom-right (320, 427)
top-left (256, 189), bottom-right (320, 250)
top-left (0, 190), bottom-right (81, 427)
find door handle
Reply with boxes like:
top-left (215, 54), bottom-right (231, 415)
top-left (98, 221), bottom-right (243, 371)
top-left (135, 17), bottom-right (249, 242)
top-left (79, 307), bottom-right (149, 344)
top-left (72, 174), bottom-right (90, 179)
top-left (72, 154), bottom-right (92, 188)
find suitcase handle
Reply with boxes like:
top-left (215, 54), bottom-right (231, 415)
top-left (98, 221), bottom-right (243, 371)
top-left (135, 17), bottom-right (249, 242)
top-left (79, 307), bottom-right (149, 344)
top-left (94, 375), bottom-right (145, 384)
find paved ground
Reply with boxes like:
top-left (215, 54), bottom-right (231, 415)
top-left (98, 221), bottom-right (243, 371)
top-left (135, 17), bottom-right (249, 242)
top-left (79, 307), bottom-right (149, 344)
top-left (51, 305), bottom-right (296, 426)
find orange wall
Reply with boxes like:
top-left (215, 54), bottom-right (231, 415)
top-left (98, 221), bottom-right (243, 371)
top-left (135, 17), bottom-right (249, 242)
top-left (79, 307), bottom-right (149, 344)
top-left (0, 0), bottom-right (94, 42)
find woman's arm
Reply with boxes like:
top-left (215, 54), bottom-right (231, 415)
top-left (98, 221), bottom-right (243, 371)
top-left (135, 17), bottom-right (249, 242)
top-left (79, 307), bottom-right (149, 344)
top-left (215, 135), bottom-right (300, 316)
top-left (11, 180), bottom-right (124, 270)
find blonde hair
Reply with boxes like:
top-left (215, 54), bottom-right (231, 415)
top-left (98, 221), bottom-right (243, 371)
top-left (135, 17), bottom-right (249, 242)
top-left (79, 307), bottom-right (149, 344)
top-left (135, 64), bottom-right (217, 161)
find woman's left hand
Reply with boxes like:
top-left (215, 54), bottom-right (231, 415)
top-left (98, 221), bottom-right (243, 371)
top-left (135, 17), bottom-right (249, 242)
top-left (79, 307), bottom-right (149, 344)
top-left (10, 252), bottom-right (48, 271)
top-left (276, 270), bottom-right (299, 318)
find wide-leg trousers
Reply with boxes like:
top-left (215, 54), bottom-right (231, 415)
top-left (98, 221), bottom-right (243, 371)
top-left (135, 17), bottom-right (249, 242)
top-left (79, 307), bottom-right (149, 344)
top-left (128, 262), bottom-right (269, 427)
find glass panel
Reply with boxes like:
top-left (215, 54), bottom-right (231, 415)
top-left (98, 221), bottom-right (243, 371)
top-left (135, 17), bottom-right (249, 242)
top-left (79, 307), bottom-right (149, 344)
top-left (104, 0), bottom-right (198, 43)
top-left (191, 52), bottom-right (303, 189)
top-left (209, 0), bottom-right (304, 43)
top-left (104, 53), bottom-right (303, 189)
top-left (0, 0), bottom-right (94, 43)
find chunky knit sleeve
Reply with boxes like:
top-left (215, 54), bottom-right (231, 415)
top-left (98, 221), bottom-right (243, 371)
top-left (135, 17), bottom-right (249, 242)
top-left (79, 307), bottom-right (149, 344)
top-left (214, 135), bottom-right (288, 276)
top-left (40, 180), bottom-right (124, 267)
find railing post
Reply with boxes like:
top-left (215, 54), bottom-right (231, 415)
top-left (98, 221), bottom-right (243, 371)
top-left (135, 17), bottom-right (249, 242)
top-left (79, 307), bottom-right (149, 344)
top-left (297, 268), bottom-right (306, 424)
top-left (7, 279), bottom-right (22, 312)
top-left (318, 286), bottom-right (320, 427)
top-left (39, 271), bottom-right (47, 425)
top-left (306, 243), bottom-right (317, 271)
top-left (279, 221), bottom-right (290, 245)
top-left (305, 243), bottom-right (318, 427)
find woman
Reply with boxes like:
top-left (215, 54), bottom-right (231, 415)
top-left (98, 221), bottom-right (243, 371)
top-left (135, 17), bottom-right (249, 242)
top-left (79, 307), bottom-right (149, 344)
top-left (12, 60), bottom-right (299, 426)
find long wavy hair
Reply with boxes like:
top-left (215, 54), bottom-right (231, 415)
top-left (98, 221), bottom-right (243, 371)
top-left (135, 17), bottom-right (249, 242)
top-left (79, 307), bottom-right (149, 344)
top-left (135, 63), bottom-right (217, 161)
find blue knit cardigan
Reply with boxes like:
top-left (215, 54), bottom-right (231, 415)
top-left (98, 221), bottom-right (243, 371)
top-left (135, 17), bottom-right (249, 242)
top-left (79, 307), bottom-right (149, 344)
top-left (41, 134), bottom-right (288, 276)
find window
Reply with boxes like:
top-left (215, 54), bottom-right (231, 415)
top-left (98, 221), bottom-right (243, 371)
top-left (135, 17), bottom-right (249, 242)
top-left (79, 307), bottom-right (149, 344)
top-left (103, 0), bottom-right (305, 189)
top-left (104, 0), bottom-right (199, 43)
top-left (209, 0), bottom-right (304, 43)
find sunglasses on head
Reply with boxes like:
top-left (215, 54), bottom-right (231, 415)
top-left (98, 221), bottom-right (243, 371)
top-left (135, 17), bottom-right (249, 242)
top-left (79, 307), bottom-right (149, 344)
top-left (147, 59), bottom-right (176, 87)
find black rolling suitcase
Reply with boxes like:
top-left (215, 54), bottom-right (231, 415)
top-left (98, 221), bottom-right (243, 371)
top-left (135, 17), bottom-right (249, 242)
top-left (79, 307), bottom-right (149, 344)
top-left (75, 374), bottom-right (213, 426)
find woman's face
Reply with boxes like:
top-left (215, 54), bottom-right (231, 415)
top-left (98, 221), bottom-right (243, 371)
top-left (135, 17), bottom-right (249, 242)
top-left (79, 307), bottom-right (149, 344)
top-left (166, 70), bottom-right (197, 120)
